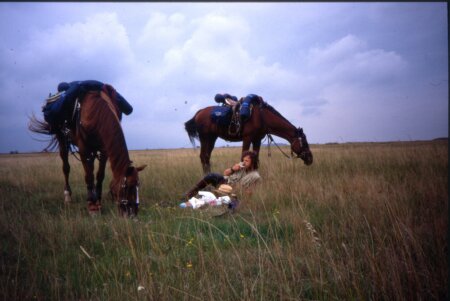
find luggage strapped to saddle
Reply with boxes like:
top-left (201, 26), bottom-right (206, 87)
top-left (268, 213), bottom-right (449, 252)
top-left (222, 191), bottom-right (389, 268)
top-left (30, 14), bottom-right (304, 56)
top-left (210, 93), bottom-right (262, 136)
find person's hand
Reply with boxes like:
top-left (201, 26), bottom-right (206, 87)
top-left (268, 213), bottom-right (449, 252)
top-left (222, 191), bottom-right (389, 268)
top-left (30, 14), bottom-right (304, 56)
top-left (231, 162), bottom-right (243, 172)
top-left (225, 162), bottom-right (242, 176)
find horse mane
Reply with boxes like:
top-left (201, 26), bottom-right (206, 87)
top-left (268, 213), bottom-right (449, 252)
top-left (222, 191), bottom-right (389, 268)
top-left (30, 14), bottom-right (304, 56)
top-left (85, 87), bottom-right (131, 179)
top-left (261, 101), bottom-right (296, 128)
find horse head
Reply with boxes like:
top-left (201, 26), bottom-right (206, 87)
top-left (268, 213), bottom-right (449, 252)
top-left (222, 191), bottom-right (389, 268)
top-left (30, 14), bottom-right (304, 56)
top-left (291, 127), bottom-right (313, 165)
top-left (116, 164), bottom-right (147, 218)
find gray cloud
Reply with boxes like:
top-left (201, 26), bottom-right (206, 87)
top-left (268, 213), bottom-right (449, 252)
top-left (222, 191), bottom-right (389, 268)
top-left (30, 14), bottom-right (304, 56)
top-left (0, 2), bottom-right (447, 153)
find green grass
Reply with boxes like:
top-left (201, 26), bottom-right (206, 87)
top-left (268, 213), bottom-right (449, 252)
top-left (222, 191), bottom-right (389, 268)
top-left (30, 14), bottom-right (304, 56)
top-left (0, 141), bottom-right (447, 300)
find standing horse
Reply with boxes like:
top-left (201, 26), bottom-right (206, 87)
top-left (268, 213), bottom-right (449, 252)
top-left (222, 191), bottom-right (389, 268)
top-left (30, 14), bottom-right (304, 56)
top-left (185, 96), bottom-right (313, 173)
top-left (29, 85), bottom-right (146, 217)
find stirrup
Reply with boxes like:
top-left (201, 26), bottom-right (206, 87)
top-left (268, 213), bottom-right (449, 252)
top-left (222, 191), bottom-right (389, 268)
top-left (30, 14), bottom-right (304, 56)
top-left (228, 110), bottom-right (241, 136)
top-left (228, 120), bottom-right (241, 136)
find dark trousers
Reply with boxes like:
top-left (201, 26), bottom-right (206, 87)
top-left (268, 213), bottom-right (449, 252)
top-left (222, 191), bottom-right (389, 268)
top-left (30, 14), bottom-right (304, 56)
top-left (185, 173), bottom-right (227, 199)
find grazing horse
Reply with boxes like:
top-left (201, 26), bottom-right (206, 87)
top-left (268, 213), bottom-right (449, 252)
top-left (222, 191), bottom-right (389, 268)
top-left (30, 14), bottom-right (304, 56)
top-left (185, 96), bottom-right (313, 173)
top-left (29, 85), bottom-right (146, 217)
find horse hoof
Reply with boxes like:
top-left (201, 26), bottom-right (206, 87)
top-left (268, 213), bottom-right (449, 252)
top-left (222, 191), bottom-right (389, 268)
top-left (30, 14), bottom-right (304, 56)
top-left (89, 210), bottom-right (99, 217)
top-left (88, 202), bottom-right (101, 216)
top-left (64, 191), bottom-right (72, 203)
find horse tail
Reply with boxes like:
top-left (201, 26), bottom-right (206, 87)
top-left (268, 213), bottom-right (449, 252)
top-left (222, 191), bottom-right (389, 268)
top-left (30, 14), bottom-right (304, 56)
top-left (185, 116), bottom-right (199, 147)
top-left (28, 113), bottom-right (59, 151)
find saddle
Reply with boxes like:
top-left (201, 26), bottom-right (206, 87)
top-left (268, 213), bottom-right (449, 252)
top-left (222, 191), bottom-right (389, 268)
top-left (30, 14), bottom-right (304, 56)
top-left (210, 93), bottom-right (262, 136)
top-left (42, 82), bottom-right (133, 133)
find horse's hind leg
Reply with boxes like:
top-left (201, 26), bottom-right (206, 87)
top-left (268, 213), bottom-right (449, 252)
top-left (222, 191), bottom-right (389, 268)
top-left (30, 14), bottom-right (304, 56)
top-left (199, 135), bottom-right (217, 174)
top-left (59, 140), bottom-right (72, 203)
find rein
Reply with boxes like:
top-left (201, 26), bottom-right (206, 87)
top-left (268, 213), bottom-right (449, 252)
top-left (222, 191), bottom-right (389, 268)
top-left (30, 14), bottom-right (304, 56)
top-left (258, 102), bottom-right (292, 159)
top-left (267, 134), bottom-right (292, 159)
top-left (69, 144), bottom-right (82, 162)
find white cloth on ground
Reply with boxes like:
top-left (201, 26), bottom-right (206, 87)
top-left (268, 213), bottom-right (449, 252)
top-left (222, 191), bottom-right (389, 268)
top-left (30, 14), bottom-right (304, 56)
top-left (182, 191), bottom-right (231, 209)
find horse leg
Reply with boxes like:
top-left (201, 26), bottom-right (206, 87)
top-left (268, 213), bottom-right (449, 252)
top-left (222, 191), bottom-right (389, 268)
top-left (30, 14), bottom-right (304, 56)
top-left (80, 151), bottom-right (99, 215)
top-left (199, 135), bottom-right (217, 174)
top-left (252, 138), bottom-right (262, 162)
top-left (199, 136), bottom-right (209, 173)
top-left (206, 136), bottom-right (218, 171)
top-left (59, 140), bottom-right (72, 203)
top-left (94, 152), bottom-right (107, 210)
top-left (241, 137), bottom-right (252, 157)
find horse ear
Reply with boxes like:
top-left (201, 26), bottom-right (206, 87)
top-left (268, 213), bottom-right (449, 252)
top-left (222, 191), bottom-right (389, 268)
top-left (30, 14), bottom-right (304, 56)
top-left (136, 165), bottom-right (147, 172)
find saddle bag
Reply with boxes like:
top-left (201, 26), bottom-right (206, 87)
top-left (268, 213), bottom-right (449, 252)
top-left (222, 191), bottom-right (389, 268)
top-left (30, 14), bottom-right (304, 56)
top-left (240, 94), bottom-right (260, 121)
top-left (214, 93), bottom-right (237, 104)
top-left (116, 92), bottom-right (133, 115)
top-left (210, 106), bottom-right (232, 126)
top-left (42, 91), bottom-right (68, 126)
top-left (240, 100), bottom-right (252, 121)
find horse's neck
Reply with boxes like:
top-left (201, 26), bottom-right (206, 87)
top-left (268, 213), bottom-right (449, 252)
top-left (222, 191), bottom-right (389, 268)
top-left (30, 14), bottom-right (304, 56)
top-left (262, 109), bottom-right (297, 143)
top-left (109, 144), bottom-right (131, 180)
top-left (102, 123), bottom-right (131, 181)
top-left (84, 92), bottom-right (131, 181)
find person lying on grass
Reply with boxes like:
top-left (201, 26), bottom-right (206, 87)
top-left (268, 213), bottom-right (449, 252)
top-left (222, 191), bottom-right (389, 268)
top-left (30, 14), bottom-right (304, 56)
top-left (183, 150), bottom-right (262, 200)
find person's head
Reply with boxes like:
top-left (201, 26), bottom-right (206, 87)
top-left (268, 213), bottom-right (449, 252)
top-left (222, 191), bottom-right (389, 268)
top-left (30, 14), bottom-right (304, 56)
top-left (241, 150), bottom-right (259, 171)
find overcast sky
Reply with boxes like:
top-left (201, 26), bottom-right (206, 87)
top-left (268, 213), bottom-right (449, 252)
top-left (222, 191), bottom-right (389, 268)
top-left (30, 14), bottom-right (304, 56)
top-left (0, 2), bottom-right (447, 153)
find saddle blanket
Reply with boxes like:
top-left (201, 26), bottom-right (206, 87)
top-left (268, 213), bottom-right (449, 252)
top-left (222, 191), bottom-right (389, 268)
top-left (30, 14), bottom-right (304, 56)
top-left (210, 106), bottom-right (232, 126)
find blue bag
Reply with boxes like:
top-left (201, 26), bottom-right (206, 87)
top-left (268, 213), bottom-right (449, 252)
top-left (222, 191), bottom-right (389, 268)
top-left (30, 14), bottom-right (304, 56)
top-left (42, 92), bottom-right (68, 125)
top-left (210, 106), bottom-right (232, 126)
top-left (240, 94), bottom-right (260, 121)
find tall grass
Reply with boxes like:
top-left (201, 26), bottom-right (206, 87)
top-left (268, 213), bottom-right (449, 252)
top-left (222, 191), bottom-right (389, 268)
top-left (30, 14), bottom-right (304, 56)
top-left (0, 141), bottom-right (447, 300)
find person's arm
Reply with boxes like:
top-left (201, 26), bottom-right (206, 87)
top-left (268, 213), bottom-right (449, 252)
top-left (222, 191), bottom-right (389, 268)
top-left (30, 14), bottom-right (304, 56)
top-left (224, 163), bottom-right (241, 176)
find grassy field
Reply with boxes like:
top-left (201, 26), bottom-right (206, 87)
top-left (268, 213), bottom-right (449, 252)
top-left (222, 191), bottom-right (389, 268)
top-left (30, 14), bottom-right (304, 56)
top-left (0, 140), bottom-right (447, 300)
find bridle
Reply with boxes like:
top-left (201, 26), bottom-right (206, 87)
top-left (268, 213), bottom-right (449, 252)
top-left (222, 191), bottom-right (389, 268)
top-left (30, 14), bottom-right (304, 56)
top-left (119, 175), bottom-right (140, 206)
top-left (258, 101), bottom-right (308, 159)
top-left (266, 128), bottom-right (308, 159)
top-left (293, 127), bottom-right (311, 159)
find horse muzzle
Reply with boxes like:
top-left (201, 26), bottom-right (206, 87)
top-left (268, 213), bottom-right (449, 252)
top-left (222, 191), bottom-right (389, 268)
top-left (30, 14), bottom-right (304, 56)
top-left (298, 152), bottom-right (313, 165)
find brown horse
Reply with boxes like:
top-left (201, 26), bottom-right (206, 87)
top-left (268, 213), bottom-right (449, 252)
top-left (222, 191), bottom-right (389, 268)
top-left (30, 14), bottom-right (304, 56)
top-left (29, 85), bottom-right (146, 217)
top-left (185, 96), bottom-right (313, 173)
